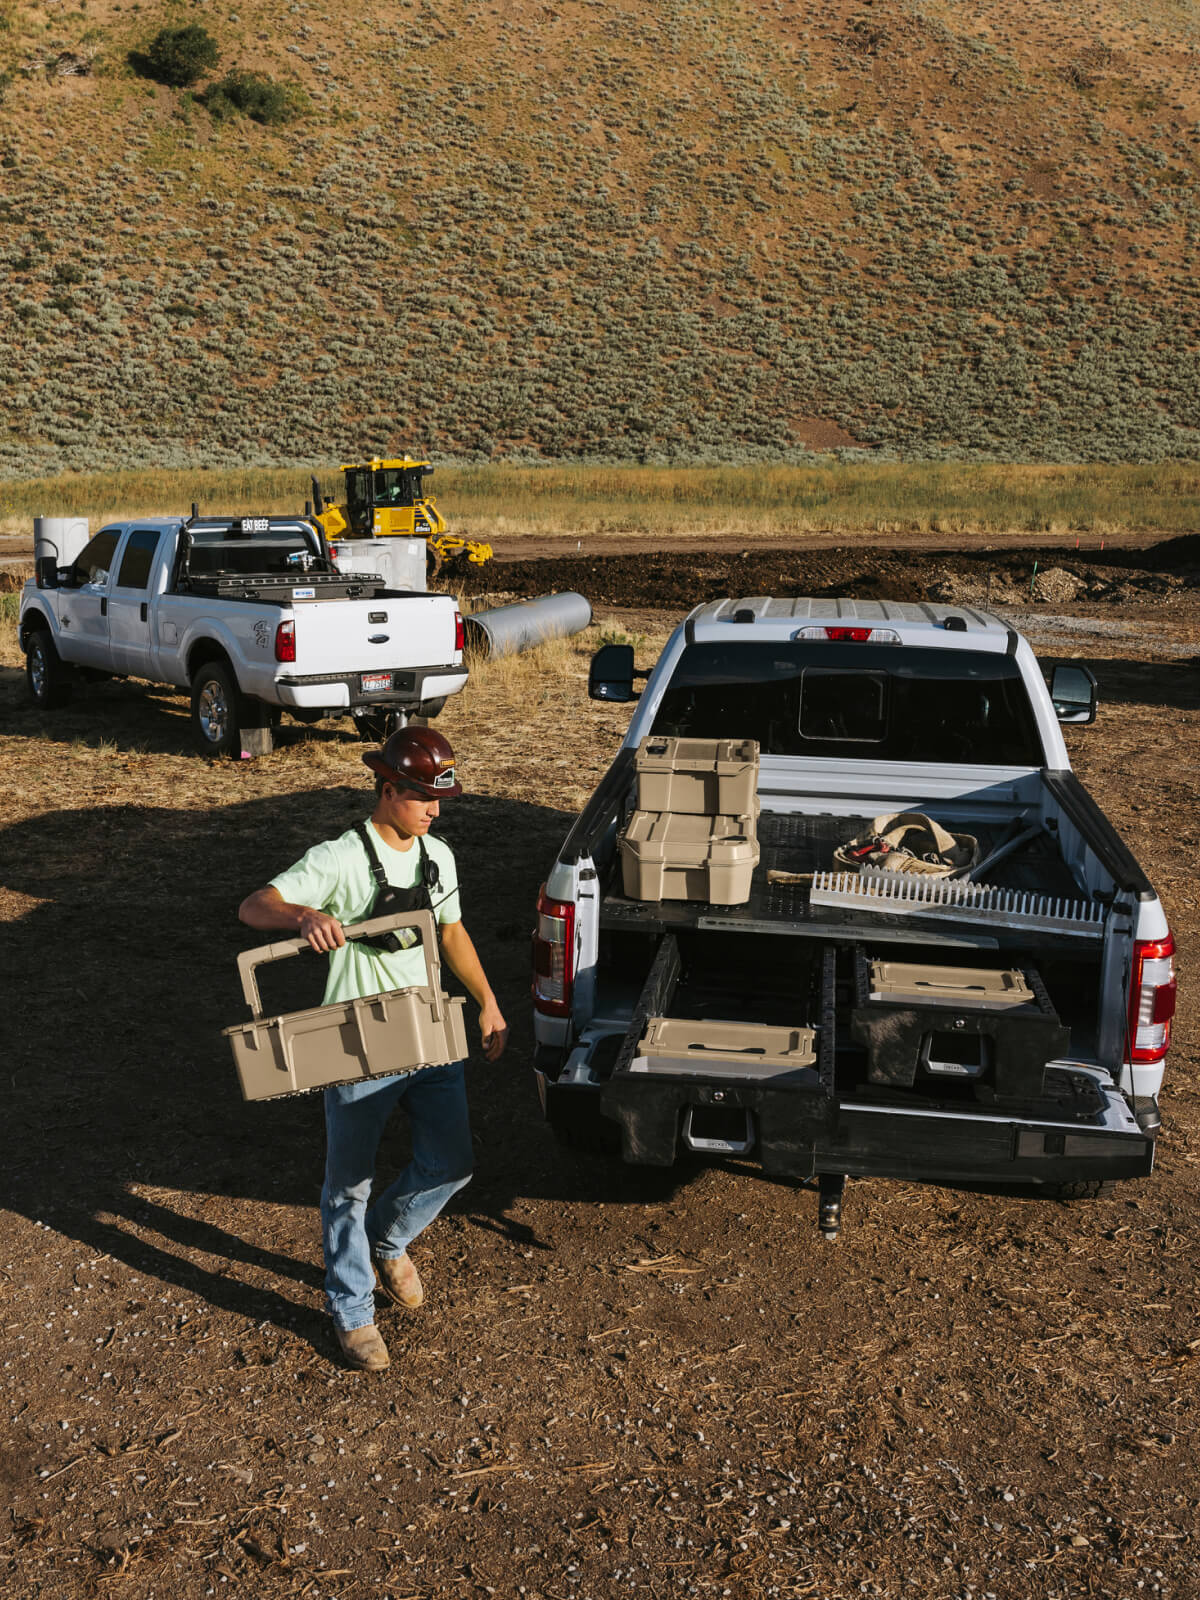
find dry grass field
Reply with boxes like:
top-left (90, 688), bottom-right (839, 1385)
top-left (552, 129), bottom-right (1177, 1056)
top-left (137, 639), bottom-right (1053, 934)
top-left (1, 546), bottom-right (1198, 1600)
top-left (5, 464), bottom-right (1200, 563)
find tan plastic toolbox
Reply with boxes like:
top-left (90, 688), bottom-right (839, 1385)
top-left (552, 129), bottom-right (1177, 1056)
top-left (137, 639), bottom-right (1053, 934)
top-left (635, 736), bottom-right (759, 816)
top-left (867, 961), bottom-right (1036, 1011)
top-left (620, 810), bottom-right (760, 904)
top-left (633, 1015), bottom-right (817, 1079)
top-left (224, 910), bottom-right (467, 1102)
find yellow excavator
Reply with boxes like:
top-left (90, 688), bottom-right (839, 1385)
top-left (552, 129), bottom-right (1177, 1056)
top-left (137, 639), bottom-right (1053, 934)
top-left (310, 457), bottom-right (492, 578)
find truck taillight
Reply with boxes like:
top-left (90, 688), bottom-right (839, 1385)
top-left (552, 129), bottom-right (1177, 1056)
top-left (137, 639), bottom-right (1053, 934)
top-left (532, 885), bottom-right (574, 1018)
top-left (455, 610), bottom-right (465, 652)
top-left (1128, 933), bottom-right (1176, 1064)
top-left (275, 620), bottom-right (296, 663)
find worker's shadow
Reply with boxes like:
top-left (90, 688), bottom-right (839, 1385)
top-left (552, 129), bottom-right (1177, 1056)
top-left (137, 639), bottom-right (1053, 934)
top-left (0, 784), bottom-right (638, 1352)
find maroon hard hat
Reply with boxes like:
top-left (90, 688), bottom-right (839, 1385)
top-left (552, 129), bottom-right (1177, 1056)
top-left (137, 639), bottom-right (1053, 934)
top-left (363, 726), bottom-right (463, 798)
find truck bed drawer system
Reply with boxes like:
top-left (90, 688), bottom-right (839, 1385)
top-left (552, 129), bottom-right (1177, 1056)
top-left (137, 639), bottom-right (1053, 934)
top-left (850, 952), bottom-right (1069, 1101)
top-left (553, 922), bottom-right (1151, 1237)
top-left (598, 934), bottom-right (839, 1172)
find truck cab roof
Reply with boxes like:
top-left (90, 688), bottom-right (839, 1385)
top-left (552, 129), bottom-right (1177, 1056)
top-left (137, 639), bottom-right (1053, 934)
top-left (620, 594), bottom-right (1064, 769)
top-left (94, 516), bottom-right (320, 539)
top-left (687, 597), bottom-right (1011, 652)
top-left (96, 517), bottom-right (185, 534)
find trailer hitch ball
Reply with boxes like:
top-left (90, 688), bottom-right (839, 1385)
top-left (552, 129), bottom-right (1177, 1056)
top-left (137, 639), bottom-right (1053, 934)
top-left (818, 1173), bottom-right (846, 1242)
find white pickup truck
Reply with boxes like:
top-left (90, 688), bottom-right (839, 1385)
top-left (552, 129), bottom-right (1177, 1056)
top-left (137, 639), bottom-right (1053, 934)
top-left (532, 598), bottom-right (1176, 1236)
top-left (19, 515), bottom-right (466, 756)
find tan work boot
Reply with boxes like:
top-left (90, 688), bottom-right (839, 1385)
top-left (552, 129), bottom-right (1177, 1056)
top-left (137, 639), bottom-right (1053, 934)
top-left (336, 1323), bottom-right (389, 1371)
top-left (374, 1252), bottom-right (424, 1309)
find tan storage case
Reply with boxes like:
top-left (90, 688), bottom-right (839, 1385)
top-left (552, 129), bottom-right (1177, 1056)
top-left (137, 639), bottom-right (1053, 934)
top-left (635, 736), bottom-right (759, 816)
top-left (867, 961), bottom-right (1036, 1011)
top-left (619, 810), bottom-right (759, 904)
top-left (635, 1016), bottom-right (817, 1078)
top-left (225, 911), bottom-right (467, 1102)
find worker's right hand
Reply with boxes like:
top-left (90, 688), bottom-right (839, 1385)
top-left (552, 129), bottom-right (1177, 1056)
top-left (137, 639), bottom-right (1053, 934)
top-left (298, 908), bottom-right (346, 953)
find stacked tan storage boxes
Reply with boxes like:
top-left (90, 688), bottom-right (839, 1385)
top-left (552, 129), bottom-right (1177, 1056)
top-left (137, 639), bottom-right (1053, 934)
top-left (619, 737), bottom-right (760, 905)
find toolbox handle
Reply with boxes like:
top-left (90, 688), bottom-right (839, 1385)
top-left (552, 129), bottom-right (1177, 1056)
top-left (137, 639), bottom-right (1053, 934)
top-left (685, 1041), bottom-right (767, 1055)
top-left (237, 910), bottom-right (441, 1018)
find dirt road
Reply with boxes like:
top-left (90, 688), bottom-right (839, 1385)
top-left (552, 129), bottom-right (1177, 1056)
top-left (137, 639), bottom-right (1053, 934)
top-left (1, 545), bottom-right (1197, 1600)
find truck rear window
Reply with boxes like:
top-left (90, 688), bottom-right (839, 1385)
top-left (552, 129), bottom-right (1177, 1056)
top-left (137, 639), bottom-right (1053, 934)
top-left (650, 642), bottom-right (1044, 765)
top-left (187, 530), bottom-right (321, 578)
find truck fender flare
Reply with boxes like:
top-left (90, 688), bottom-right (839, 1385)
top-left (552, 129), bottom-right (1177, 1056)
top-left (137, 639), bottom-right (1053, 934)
top-left (185, 633), bottom-right (239, 687)
top-left (18, 603), bottom-right (53, 651)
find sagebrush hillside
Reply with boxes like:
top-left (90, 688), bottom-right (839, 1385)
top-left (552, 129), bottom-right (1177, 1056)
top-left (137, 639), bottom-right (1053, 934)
top-left (2, 0), bottom-right (1200, 475)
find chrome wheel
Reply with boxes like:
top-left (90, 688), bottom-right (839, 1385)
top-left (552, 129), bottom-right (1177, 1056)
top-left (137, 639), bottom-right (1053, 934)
top-left (29, 639), bottom-right (48, 699)
top-left (197, 678), bottom-right (230, 744)
top-left (190, 662), bottom-right (240, 757)
top-left (25, 632), bottom-right (72, 708)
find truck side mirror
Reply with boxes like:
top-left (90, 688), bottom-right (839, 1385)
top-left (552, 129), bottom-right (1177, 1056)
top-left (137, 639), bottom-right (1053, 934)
top-left (1049, 664), bottom-right (1098, 724)
top-left (589, 642), bottom-right (638, 702)
top-left (35, 555), bottom-right (60, 589)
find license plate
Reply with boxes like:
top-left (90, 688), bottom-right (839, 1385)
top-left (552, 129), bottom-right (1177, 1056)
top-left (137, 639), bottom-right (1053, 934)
top-left (360, 672), bottom-right (392, 693)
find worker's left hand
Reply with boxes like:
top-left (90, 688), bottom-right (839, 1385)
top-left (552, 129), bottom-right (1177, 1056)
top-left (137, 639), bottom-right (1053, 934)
top-left (479, 1001), bottom-right (508, 1063)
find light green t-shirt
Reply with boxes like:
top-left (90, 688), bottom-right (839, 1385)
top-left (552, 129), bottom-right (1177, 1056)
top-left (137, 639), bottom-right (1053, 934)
top-left (270, 821), bottom-right (461, 1005)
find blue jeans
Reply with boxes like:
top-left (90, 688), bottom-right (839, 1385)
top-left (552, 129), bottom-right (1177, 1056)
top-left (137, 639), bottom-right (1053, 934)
top-left (321, 1060), bottom-right (472, 1331)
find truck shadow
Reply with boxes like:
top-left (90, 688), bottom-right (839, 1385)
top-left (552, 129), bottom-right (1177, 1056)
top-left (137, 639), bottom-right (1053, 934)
top-left (1, 675), bottom-right (367, 759)
top-left (0, 785), bottom-right (641, 1349)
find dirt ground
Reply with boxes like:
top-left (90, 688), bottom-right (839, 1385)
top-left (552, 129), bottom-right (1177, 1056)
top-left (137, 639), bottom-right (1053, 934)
top-left (460, 530), bottom-right (1200, 614)
top-left (1, 538), bottom-right (1198, 1600)
top-left (471, 529), bottom-right (1172, 565)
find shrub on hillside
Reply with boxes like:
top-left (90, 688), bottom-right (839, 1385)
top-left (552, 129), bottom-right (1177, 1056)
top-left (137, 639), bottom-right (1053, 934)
top-left (203, 71), bottom-right (308, 126)
top-left (133, 25), bottom-right (219, 88)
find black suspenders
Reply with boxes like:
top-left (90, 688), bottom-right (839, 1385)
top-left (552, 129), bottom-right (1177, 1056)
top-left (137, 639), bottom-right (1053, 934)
top-left (353, 823), bottom-right (440, 951)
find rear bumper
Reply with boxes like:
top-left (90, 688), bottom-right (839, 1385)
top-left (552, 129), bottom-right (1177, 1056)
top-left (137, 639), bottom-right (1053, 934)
top-left (274, 665), bottom-right (466, 711)
top-left (278, 680), bottom-right (351, 709)
top-left (539, 1070), bottom-right (1154, 1188)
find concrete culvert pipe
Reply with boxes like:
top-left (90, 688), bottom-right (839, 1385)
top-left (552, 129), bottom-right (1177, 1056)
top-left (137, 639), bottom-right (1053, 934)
top-left (463, 591), bottom-right (593, 659)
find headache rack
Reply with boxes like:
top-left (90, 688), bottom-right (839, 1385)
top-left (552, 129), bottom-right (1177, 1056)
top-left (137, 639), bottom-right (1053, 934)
top-left (176, 514), bottom-right (384, 599)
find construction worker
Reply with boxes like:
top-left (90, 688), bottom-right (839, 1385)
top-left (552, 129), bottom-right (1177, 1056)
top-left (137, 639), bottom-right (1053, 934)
top-left (238, 728), bottom-right (507, 1371)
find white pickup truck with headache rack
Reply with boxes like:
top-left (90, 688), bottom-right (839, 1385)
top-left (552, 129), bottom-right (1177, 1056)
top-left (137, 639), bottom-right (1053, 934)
top-left (531, 598), bottom-right (1177, 1237)
top-left (19, 514), bottom-right (467, 756)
